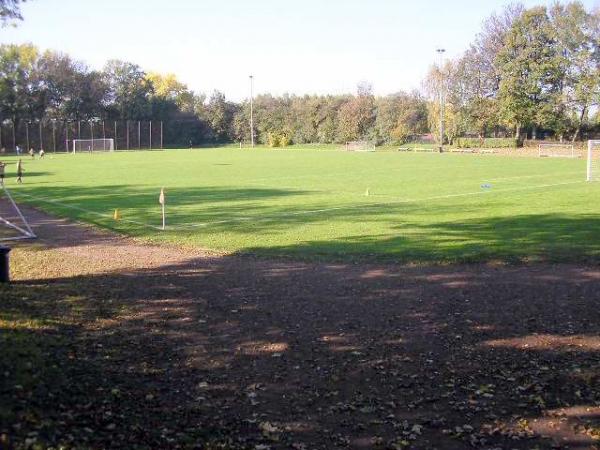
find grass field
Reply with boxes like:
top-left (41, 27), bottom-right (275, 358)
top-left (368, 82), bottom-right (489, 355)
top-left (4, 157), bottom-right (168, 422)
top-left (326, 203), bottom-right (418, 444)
top-left (2, 146), bottom-right (599, 262)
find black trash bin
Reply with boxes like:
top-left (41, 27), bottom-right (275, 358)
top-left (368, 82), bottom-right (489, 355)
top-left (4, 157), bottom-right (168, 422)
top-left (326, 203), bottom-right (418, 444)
top-left (0, 245), bottom-right (11, 283)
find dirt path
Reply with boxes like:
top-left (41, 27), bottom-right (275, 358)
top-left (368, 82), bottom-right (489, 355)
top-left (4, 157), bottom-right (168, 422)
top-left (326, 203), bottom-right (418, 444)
top-left (1, 206), bottom-right (599, 449)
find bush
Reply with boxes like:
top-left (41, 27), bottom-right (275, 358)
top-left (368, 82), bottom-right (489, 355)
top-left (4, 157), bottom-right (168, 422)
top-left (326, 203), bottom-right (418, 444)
top-left (267, 131), bottom-right (291, 148)
top-left (267, 132), bottom-right (280, 148)
top-left (454, 137), bottom-right (519, 149)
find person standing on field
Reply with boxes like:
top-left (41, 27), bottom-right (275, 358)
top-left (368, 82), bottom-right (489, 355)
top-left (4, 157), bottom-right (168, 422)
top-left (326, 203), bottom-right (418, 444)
top-left (39, 148), bottom-right (45, 159)
top-left (29, 148), bottom-right (35, 159)
top-left (0, 161), bottom-right (5, 186)
top-left (16, 159), bottom-right (23, 184)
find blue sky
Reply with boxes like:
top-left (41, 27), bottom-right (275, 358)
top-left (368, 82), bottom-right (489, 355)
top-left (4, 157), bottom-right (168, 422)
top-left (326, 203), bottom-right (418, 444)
top-left (1, 0), bottom-right (599, 100)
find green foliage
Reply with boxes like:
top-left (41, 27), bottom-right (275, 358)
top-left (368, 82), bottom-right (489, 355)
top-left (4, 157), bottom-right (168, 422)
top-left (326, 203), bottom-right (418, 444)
top-left (454, 137), bottom-right (519, 148)
top-left (266, 131), bottom-right (291, 147)
top-left (0, 0), bottom-right (25, 27)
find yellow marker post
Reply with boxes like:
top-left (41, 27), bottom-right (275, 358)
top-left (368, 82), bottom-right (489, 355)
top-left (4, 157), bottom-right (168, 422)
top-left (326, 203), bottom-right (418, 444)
top-left (113, 209), bottom-right (121, 221)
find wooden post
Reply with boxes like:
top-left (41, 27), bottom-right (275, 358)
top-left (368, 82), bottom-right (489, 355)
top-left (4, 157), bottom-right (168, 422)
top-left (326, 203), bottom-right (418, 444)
top-left (114, 121), bottom-right (118, 150)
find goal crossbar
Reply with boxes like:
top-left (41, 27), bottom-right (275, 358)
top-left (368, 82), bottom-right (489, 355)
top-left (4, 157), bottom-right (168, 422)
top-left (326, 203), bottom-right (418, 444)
top-left (72, 138), bottom-right (114, 153)
top-left (344, 141), bottom-right (376, 152)
top-left (538, 143), bottom-right (576, 158)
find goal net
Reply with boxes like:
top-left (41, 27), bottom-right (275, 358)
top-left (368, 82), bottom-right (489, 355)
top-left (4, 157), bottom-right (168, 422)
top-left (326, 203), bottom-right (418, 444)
top-left (538, 143), bottom-right (576, 158)
top-left (344, 141), bottom-right (376, 152)
top-left (72, 139), bottom-right (114, 153)
top-left (587, 140), bottom-right (600, 182)
top-left (0, 185), bottom-right (36, 241)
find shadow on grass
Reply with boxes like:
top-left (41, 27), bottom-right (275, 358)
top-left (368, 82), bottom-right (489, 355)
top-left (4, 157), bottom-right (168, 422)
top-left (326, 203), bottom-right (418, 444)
top-left (238, 213), bottom-right (600, 263)
top-left (1, 252), bottom-right (599, 449)
top-left (7, 183), bottom-right (600, 263)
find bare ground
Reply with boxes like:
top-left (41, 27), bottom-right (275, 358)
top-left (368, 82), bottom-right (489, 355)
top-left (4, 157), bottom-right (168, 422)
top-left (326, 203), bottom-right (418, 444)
top-left (0, 206), bottom-right (599, 450)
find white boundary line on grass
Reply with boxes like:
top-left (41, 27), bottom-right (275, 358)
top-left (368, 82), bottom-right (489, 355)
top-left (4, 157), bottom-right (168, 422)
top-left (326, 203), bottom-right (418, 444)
top-left (14, 192), bottom-right (164, 230)
top-left (170, 179), bottom-right (586, 229)
top-left (11, 179), bottom-right (586, 232)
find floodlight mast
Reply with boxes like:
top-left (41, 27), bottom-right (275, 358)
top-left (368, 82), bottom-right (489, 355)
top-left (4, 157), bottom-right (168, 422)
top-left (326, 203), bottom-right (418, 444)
top-left (249, 75), bottom-right (255, 148)
top-left (436, 48), bottom-right (446, 152)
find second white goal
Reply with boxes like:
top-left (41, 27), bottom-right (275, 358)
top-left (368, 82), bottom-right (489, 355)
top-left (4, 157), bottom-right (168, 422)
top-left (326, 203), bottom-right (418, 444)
top-left (72, 139), bottom-right (114, 153)
top-left (538, 143), bottom-right (576, 158)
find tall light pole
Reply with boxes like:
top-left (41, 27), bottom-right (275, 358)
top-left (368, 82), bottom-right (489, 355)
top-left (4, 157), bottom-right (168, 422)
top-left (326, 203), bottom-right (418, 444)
top-left (436, 48), bottom-right (446, 152)
top-left (249, 75), bottom-right (254, 148)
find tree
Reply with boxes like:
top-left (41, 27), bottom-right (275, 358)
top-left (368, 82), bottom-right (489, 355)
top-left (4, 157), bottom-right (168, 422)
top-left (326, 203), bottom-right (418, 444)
top-left (39, 50), bottom-right (108, 120)
top-left (1, 0), bottom-right (26, 27)
top-left (103, 60), bottom-right (153, 120)
top-left (0, 44), bottom-right (46, 127)
top-left (375, 91), bottom-right (428, 144)
top-left (146, 72), bottom-right (195, 113)
top-left (549, 1), bottom-right (600, 141)
top-left (205, 90), bottom-right (237, 142)
top-left (497, 7), bottom-right (565, 139)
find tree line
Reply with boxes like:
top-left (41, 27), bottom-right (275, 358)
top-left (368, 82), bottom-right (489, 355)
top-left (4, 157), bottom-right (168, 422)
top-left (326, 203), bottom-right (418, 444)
top-left (427, 2), bottom-right (600, 143)
top-left (0, 1), bottom-right (599, 148)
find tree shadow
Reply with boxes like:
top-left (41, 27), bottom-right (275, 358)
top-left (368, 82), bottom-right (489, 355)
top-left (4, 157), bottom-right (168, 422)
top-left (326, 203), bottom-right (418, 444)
top-left (1, 251), bottom-right (599, 449)
top-left (239, 213), bottom-right (600, 263)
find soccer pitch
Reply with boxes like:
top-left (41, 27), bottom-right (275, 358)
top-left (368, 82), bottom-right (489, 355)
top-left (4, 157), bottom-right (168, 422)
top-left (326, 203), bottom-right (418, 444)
top-left (4, 146), bottom-right (600, 263)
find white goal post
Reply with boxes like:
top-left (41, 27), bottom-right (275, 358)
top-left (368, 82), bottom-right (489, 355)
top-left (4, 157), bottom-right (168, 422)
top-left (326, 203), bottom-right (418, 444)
top-left (72, 138), bottom-right (114, 153)
top-left (344, 141), bottom-right (376, 152)
top-left (538, 142), bottom-right (576, 158)
top-left (0, 185), bottom-right (36, 241)
top-left (587, 140), bottom-right (600, 182)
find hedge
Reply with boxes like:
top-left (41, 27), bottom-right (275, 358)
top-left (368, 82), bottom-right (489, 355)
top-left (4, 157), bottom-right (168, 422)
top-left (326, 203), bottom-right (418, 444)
top-left (454, 138), bottom-right (519, 149)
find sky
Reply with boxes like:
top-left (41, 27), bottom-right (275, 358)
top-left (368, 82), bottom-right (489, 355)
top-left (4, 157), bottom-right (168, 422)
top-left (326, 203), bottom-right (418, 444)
top-left (1, 0), bottom-right (599, 101)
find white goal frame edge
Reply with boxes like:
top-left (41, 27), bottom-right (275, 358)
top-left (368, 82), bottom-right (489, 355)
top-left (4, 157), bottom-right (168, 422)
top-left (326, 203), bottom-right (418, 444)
top-left (587, 140), bottom-right (600, 182)
top-left (72, 138), bottom-right (115, 153)
top-left (0, 185), bottom-right (36, 241)
top-left (538, 143), bottom-right (575, 158)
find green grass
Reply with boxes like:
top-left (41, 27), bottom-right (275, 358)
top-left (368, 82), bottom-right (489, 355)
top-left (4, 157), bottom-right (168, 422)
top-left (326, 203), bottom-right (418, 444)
top-left (2, 146), bottom-right (599, 263)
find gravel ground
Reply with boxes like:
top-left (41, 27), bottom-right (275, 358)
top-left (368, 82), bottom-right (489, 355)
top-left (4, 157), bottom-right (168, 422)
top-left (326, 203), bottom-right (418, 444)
top-left (1, 205), bottom-right (599, 450)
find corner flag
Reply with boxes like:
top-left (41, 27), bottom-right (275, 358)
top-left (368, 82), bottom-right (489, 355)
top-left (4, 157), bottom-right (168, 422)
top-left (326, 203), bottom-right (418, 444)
top-left (159, 188), bottom-right (166, 230)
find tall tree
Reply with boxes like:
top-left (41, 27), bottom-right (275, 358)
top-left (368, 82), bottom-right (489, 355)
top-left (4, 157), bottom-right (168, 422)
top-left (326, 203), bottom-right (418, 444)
top-left (39, 50), bottom-right (107, 120)
top-left (497, 6), bottom-right (565, 139)
top-left (103, 60), bottom-right (153, 120)
top-left (549, 1), bottom-right (600, 141)
top-left (0, 44), bottom-right (46, 127)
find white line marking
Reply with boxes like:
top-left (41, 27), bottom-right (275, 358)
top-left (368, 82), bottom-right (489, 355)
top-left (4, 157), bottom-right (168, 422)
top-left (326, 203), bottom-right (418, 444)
top-left (11, 179), bottom-right (586, 232)
top-left (169, 180), bottom-right (586, 229)
top-left (14, 192), bottom-right (163, 230)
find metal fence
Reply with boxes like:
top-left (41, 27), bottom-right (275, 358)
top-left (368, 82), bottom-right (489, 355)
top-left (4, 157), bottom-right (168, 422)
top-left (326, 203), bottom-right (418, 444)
top-left (0, 120), bottom-right (165, 153)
